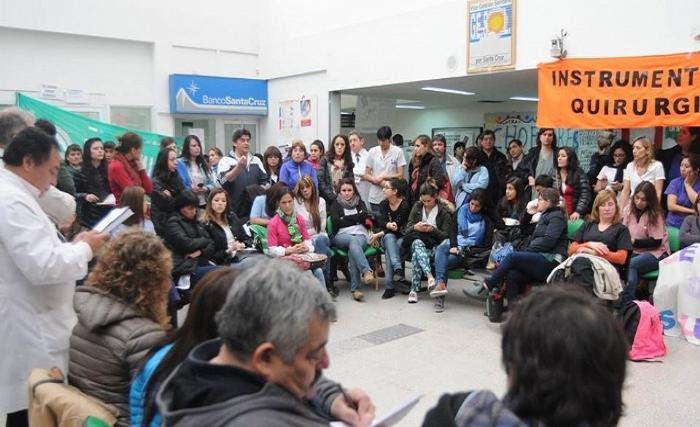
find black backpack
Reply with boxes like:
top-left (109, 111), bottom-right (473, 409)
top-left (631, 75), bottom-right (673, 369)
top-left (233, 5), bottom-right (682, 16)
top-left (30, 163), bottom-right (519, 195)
top-left (620, 300), bottom-right (641, 346)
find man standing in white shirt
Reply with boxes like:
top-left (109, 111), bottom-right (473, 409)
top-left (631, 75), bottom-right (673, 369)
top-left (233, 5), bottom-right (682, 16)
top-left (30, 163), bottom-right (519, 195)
top-left (0, 127), bottom-right (107, 426)
top-left (364, 126), bottom-right (406, 214)
top-left (349, 130), bottom-right (370, 204)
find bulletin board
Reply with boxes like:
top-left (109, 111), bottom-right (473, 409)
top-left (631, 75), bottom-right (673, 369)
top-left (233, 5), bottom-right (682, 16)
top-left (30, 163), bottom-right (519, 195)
top-left (277, 95), bottom-right (318, 145)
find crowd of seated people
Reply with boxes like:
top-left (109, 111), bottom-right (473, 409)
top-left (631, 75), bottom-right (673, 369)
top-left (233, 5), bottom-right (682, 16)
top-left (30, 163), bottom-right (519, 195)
top-left (3, 110), bottom-right (698, 426)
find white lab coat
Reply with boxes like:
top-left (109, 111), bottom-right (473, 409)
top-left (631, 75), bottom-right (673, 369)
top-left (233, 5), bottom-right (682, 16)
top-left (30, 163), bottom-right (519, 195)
top-left (0, 166), bottom-right (92, 412)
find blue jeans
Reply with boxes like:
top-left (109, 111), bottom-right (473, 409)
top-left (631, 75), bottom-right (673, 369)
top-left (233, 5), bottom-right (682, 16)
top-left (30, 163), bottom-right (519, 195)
top-left (333, 233), bottom-right (370, 291)
top-left (230, 254), bottom-right (266, 270)
top-left (313, 233), bottom-right (333, 286)
top-left (369, 203), bottom-right (382, 216)
top-left (485, 251), bottom-right (558, 302)
top-left (434, 240), bottom-right (464, 285)
top-left (381, 233), bottom-right (403, 289)
top-left (624, 252), bottom-right (660, 303)
top-left (310, 268), bottom-right (326, 290)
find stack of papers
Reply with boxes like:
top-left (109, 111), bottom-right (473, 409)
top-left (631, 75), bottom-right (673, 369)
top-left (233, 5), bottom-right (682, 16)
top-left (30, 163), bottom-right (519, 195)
top-left (330, 395), bottom-right (422, 427)
top-left (93, 207), bottom-right (134, 233)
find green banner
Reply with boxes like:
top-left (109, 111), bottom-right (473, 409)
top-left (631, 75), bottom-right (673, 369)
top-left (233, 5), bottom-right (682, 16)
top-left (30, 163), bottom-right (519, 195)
top-left (16, 93), bottom-right (176, 174)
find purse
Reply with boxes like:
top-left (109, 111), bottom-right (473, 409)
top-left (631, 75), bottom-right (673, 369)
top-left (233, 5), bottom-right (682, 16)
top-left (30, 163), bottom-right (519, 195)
top-left (282, 253), bottom-right (328, 270)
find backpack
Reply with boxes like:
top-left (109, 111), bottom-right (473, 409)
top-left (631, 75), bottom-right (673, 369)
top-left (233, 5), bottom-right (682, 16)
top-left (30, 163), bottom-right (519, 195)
top-left (622, 300), bottom-right (667, 361)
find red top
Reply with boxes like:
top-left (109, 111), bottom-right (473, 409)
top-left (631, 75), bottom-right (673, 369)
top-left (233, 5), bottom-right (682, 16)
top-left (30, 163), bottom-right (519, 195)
top-left (562, 183), bottom-right (574, 215)
top-left (108, 158), bottom-right (153, 204)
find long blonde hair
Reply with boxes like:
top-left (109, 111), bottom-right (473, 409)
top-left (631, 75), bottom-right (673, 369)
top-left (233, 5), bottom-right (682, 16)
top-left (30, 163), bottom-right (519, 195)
top-left (294, 175), bottom-right (322, 232)
top-left (86, 230), bottom-right (172, 328)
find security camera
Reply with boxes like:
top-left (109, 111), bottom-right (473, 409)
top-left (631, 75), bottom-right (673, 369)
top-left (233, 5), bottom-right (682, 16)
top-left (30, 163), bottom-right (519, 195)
top-left (550, 29), bottom-right (567, 58)
top-left (550, 38), bottom-right (562, 58)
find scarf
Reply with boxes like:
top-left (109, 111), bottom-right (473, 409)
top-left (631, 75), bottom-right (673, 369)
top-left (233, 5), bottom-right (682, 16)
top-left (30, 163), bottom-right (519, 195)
top-left (113, 152), bottom-right (142, 187)
top-left (277, 208), bottom-right (303, 244)
top-left (463, 206), bottom-right (483, 226)
top-left (336, 193), bottom-right (360, 210)
top-left (613, 164), bottom-right (625, 183)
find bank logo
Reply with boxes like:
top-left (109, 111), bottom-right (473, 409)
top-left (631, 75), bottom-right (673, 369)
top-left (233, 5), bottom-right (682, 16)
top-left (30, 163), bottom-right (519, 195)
top-left (186, 81), bottom-right (200, 96)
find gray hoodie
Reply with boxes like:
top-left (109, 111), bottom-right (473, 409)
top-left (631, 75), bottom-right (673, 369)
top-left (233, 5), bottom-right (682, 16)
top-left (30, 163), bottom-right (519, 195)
top-left (157, 339), bottom-right (341, 426)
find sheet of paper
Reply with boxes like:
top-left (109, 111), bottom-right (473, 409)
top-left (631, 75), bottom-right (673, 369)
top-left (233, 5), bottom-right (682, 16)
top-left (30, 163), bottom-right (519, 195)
top-left (97, 193), bottom-right (116, 206)
top-left (330, 395), bottom-right (422, 427)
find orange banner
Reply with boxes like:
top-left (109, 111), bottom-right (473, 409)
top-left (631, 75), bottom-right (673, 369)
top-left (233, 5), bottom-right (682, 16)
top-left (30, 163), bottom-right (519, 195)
top-left (537, 52), bottom-right (700, 129)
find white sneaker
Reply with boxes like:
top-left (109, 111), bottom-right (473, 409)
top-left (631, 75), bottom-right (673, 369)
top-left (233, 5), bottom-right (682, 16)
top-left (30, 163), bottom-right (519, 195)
top-left (408, 291), bottom-right (418, 303)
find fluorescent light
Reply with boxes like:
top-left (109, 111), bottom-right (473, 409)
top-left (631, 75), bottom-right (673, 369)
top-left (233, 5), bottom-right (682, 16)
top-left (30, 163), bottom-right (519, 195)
top-left (421, 86), bottom-right (475, 96)
top-left (509, 96), bottom-right (539, 102)
top-left (395, 104), bottom-right (425, 110)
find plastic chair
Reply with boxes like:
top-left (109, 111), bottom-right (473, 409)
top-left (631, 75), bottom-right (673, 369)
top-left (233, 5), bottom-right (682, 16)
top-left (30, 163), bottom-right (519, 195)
top-left (567, 219), bottom-right (585, 240)
top-left (248, 224), bottom-right (269, 255)
top-left (327, 216), bottom-right (381, 290)
top-left (83, 416), bottom-right (111, 427)
top-left (641, 226), bottom-right (680, 280)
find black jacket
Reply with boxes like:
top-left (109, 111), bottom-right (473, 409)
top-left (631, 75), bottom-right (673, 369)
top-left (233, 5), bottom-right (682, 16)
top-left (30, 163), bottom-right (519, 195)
top-left (203, 212), bottom-right (254, 265)
top-left (317, 157), bottom-right (354, 205)
top-left (376, 198), bottom-right (411, 237)
top-left (525, 146), bottom-right (557, 180)
top-left (74, 164), bottom-right (111, 228)
top-left (402, 200), bottom-right (457, 255)
top-left (587, 151), bottom-right (612, 185)
top-left (480, 148), bottom-right (509, 205)
top-left (328, 199), bottom-right (370, 236)
top-left (163, 213), bottom-right (215, 278)
top-left (523, 208), bottom-right (568, 260)
top-left (506, 155), bottom-right (530, 184)
top-left (408, 153), bottom-right (444, 204)
top-left (554, 167), bottom-right (592, 216)
top-left (422, 390), bottom-right (530, 427)
top-left (151, 173), bottom-right (185, 236)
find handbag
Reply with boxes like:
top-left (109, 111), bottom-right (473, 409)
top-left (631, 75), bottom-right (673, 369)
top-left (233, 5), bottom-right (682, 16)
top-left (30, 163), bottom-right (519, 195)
top-left (282, 252), bottom-right (327, 271)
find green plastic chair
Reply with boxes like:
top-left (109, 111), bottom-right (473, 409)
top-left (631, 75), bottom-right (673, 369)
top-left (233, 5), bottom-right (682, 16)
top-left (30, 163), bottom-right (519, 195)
top-left (641, 226), bottom-right (680, 280)
top-left (83, 416), bottom-right (110, 427)
top-left (567, 219), bottom-right (585, 240)
top-left (326, 216), bottom-right (382, 289)
top-left (248, 223), bottom-right (269, 255)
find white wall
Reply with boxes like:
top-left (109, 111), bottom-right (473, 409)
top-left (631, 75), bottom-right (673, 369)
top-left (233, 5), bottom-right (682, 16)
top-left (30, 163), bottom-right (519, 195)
top-left (258, 0), bottom-right (700, 91)
top-left (261, 71), bottom-right (330, 149)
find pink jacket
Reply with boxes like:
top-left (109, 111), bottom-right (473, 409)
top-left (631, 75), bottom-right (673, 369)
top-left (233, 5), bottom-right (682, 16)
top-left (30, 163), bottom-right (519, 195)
top-left (267, 214), bottom-right (313, 257)
top-left (629, 300), bottom-right (667, 361)
top-left (622, 206), bottom-right (669, 258)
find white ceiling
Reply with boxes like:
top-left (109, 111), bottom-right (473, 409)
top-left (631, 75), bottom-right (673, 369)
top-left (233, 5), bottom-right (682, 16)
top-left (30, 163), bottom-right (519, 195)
top-left (341, 68), bottom-right (537, 110)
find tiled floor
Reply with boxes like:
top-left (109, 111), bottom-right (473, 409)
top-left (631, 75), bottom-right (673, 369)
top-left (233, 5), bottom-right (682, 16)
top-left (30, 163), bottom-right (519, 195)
top-left (324, 274), bottom-right (700, 426)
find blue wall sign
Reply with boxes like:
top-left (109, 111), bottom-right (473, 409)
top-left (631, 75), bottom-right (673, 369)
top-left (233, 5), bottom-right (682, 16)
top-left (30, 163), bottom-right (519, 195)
top-left (169, 74), bottom-right (268, 116)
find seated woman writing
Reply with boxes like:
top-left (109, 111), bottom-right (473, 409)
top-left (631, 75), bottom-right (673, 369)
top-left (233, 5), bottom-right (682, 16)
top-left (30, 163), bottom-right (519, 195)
top-left (480, 188), bottom-right (568, 302)
top-left (569, 190), bottom-right (633, 279)
top-left (622, 181), bottom-right (669, 303)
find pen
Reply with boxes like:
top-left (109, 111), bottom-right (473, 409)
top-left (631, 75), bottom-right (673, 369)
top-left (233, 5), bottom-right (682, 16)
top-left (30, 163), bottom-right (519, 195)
top-left (336, 383), bottom-right (358, 411)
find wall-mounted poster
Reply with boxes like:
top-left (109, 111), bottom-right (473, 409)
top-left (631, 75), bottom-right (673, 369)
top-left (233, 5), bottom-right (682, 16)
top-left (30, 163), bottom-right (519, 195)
top-left (431, 127), bottom-right (483, 157)
top-left (467, 0), bottom-right (516, 73)
top-left (277, 96), bottom-right (317, 144)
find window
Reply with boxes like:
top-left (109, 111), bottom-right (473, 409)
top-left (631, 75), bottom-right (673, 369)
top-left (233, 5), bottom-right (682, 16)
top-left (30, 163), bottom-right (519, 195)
top-left (110, 106), bottom-right (152, 131)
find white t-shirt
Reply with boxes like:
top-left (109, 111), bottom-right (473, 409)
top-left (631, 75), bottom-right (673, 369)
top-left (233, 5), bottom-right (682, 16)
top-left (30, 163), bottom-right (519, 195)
top-left (623, 160), bottom-right (665, 194)
top-left (365, 145), bottom-right (407, 204)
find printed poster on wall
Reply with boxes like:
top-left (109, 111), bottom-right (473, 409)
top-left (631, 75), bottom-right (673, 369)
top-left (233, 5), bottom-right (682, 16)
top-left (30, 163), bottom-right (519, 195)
top-left (484, 112), bottom-right (619, 171)
top-left (468, 0), bottom-right (516, 73)
top-left (277, 96), bottom-right (317, 145)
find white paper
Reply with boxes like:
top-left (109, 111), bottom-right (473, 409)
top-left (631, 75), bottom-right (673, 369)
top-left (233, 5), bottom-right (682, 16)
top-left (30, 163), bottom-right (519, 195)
top-left (330, 395), bottom-right (422, 427)
top-left (93, 207), bottom-right (134, 233)
top-left (97, 194), bottom-right (116, 206)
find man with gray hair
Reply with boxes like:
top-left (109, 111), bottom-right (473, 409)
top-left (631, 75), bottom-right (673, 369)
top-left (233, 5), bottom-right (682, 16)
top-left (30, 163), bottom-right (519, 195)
top-left (157, 259), bottom-right (375, 426)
